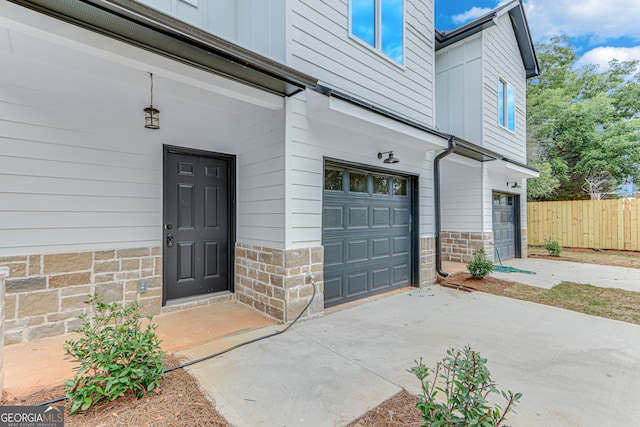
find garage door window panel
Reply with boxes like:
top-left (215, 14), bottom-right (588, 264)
top-left (373, 175), bottom-right (390, 195)
top-left (350, 173), bottom-right (369, 193)
top-left (325, 169), bottom-right (344, 191)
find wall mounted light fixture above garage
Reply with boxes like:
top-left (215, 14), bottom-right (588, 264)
top-left (378, 151), bottom-right (399, 164)
top-left (507, 181), bottom-right (521, 188)
top-left (144, 73), bottom-right (160, 129)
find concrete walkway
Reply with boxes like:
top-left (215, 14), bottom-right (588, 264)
top-left (182, 287), bottom-right (640, 427)
top-left (492, 258), bottom-right (640, 291)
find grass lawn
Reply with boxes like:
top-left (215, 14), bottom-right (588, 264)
top-left (502, 281), bottom-right (640, 325)
top-left (528, 246), bottom-right (640, 269)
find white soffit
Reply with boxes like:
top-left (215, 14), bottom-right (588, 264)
top-left (0, 1), bottom-right (284, 111)
top-left (490, 160), bottom-right (540, 179)
top-left (307, 91), bottom-right (448, 152)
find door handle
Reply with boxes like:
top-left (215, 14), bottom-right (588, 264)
top-left (167, 235), bottom-right (174, 248)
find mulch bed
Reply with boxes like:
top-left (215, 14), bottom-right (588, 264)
top-left (439, 272), bottom-right (517, 296)
top-left (347, 390), bottom-right (424, 427)
top-left (0, 355), bottom-right (230, 427)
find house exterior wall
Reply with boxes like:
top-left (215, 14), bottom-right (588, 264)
top-left (440, 156), bottom-right (483, 232)
top-left (481, 13), bottom-right (527, 162)
top-left (435, 11), bottom-right (532, 263)
top-left (285, 91), bottom-right (440, 249)
top-left (137, 0), bottom-right (286, 62)
top-left (0, 5), bottom-right (293, 341)
top-left (0, 6), bottom-right (287, 257)
top-left (289, 0), bottom-right (436, 127)
top-left (0, 267), bottom-right (7, 391)
top-left (435, 34), bottom-right (483, 144)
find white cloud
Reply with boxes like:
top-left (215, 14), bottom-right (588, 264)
top-left (452, 6), bottom-right (492, 24)
top-left (452, 1), bottom-right (512, 25)
top-left (576, 46), bottom-right (640, 71)
top-left (524, 0), bottom-right (640, 42)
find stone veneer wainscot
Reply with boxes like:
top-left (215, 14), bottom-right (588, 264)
top-left (440, 231), bottom-right (494, 263)
top-left (0, 247), bottom-right (163, 344)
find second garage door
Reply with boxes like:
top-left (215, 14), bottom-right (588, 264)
top-left (322, 164), bottom-right (414, 307)
top-left (492, 192), bottom-right (517, 261)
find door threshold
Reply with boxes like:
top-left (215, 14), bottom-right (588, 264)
top-left (164, 291), bottom-right (234, 310)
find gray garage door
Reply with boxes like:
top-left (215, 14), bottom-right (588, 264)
top-left (322, 165), bottom-right (413, 307)
top-left (492, 192), bottom-right (517, 261)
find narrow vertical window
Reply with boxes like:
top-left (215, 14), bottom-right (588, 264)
top-left (352, 0), bottom-right (375, 48)
top-left (499, 79), bottom-right (515, 131)
top-left (351, 0), bottom-right (404, 65)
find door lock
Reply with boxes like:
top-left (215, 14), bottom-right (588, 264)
top-left (167, 234), bottom-right (174, 248)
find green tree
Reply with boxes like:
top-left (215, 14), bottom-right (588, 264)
top-left (527, 36), bottom-right (640, 200)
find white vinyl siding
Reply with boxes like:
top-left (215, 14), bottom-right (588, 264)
top-left (440, 157), bottom-right (483, 232)
top-left (235, 108), bottom-right (287, 248)
top-left (136, 0), bottom-right (286, 62)
top-left (285, 91), bottom-right (438, 248)
top-left (482, 13), bottom-right (527, 162)
top-left (0, 18), bottom-right (285, 255)
top-left (289, 0), bottom-right (435, 127)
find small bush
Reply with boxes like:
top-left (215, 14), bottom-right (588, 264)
top-left (409, 346), bottom-right (522, 427)
top-left (64, 295), bottom-right (166, 414)
top-left (467, 248), bottom-right (494, 279)
top-left (543, 238), bottom-right (562, 257)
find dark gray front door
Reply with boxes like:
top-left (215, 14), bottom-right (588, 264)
top-left (164, 149), bottom-right (233, 302)
top-left (323, 166), bottom-right (414, 307)
top-left (492, 192), bottom-right (517, 261)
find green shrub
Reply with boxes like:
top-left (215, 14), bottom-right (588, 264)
top-left (64, 295), bottom-right (166, 414)
top-left (409, 346), bottom-right (522, 427)
top-left (543, 238), bottom-right (562, 257)
top-left (467, 248), bottom-right (494, 279)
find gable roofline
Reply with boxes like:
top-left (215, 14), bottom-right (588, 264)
top-left (435, 0), bottom-right (539, 78)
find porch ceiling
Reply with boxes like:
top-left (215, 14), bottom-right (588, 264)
top-left (7, 0), bottom-right (317, 96)
top-left (0, 6), bottom-right (283, 139)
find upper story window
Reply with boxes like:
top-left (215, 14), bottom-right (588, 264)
top-left (498, 79), bottom-right (515, 132)
top-left (350, 0), bottom-right (404, 65)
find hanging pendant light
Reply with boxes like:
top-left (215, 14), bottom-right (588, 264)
top-left (144, 72), bottom-right (160, 129)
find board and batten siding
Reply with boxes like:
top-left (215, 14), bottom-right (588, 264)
top-left (434, 34), bottom-right (483, 144)
top-left (440, 157), bottom-right (483, 232)
top-left (481, 13), bottom-right (527, 162)
top-left (136, 0), bottom-right (286, 62)
top-left (289, 0), bottom-right (436, 128)
top-left (0, 17), bottom-right (286, 256)
top-left (285, 91), bottom-right (437, 248)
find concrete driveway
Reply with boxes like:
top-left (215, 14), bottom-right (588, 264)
top-left (181, 287), bottom-right (640, 426)
top-left (492, 258), bottom-right (640, 291)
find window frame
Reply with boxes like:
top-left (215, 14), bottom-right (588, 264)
top-left (349, 0), bottom-right (406, 67)
top-left (498, 78), bottom-right (515, 132)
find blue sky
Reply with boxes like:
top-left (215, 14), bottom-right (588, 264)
top-left (435, 0), bottom-right (640, 71)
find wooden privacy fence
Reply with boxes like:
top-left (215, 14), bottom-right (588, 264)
top-left (528, 199), bottom-right (640, 251)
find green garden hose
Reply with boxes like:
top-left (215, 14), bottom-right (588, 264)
top-left (493, 248), bottom-right (536, 274)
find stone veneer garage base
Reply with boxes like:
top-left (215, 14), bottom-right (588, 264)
top-left (420, 237), bottom-right (437, 287)
top-left (235, 243), bottom-right (324, 322)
